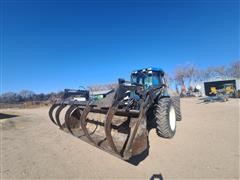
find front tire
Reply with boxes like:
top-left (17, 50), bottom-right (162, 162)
top-left (154, 98), bottom-right (176, 138)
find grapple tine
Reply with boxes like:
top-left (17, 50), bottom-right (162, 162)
top-left (123, 97), bottom-right (149, 159)
top-left (55, 104), bottom-right (67, 129)
top-left (48, 104), bottom-right (60, 125)
top-left (65, 104), bottom-right (77, 135)
top-left (104, 87), bottom-right (122, 154)
top-left (104, 101), bottom-right (119, 154)
top-left (79, 103), bottom-right (96, 144)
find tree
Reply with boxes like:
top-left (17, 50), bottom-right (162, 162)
top-left (174, 66), bottom-right (186, 86)
top-left (229, 60), bottom-right (240, 78)
top-left (19, 90), bottom-right (34, 101)
top-left (184, 64), bottom-right (198, 86)
top-left (87, 83), bottom-right (117, 92)
top-left (165, 73), bottom-right (174, 87)
top-left (174, 66), bottom-right (188, 94)
top-left (0, 92), bottom-right (17, 103)
top-left (213, 66), bottom-right (227, 78)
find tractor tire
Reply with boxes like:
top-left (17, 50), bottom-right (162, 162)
top-left (172, 96), bottom-right (182, 121)
top-left (154, 97), bottom-right (176, 138)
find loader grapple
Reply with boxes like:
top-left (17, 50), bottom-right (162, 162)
top-left (49, 84), bottom-right (150, 160)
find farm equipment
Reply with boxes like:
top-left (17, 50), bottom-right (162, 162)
top-left (204, 83), bottom-right (237, 102)
top-left (204, 79), bottom-right (240, 98)
top-left (202, 93), bottom-right (229, 102)
top-left (49, 89), bottom-right (90, 127)
top-left (49, 68), bottom-right (181, 161)
top-left (223, 83), bottom-right (237, 97)
top-left (202, 86), bottom-right (229, 102)
top-left (180, 86), bottom-right (202, 97)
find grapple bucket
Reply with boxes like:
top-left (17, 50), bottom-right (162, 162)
top-left (49, 84), bottom-right (149, 160)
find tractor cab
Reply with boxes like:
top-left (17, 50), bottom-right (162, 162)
top-left (130, 68), bottom-right (166, 89)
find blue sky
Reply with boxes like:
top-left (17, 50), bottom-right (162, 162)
top-left (1, 0), bottom-right (239, 94)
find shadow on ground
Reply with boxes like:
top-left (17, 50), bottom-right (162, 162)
top-left (150, 173), bottom-right (164, 180)
top-left (0, 113), bottom-right (18, 120)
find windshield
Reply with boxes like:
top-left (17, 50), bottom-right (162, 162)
top-left (131, 71), bottom-right (162, 88)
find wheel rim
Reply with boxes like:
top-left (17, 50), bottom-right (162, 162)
top-left (169, 106), bottom-right (176, 131)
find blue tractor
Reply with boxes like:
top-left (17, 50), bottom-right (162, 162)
top-left (49, 68), bottom-right (181, 161)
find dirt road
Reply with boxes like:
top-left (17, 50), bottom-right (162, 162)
top-left (0, 98), bottom-right (239, 179)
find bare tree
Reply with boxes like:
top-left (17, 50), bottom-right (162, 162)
top-left (19, 90), bottom-right (34, 100)
top-left (165, 73), bottom-right (174, 87)
top-left (185, 64), bottom-right (199, 86)
top-left (88, 83), bottom-right (117, 92)
top-left (0, 90), bottom-right (55, 103)
top-left (174, 66), bottom-right (186, 86)
top-left (0, 92), bottom-right (19, 103)
top-left (214, 66), bottom-right (227, 77)
top-left (193, 69), bottom-right (204, 82)
top-left (174, 66), bottom-right (188, 94)
top-left (229, 60), bottom-right (240, 78)
top-left (87, 85), bottom-right (103, 91)
top-left (105, 83), bottom-right (117, 90)
top-left (174, 64), bottom-right (201, 94)
top-left (202, 66), bottom-right (229, 80)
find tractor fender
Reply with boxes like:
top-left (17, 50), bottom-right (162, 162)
top-left (157, 87), bottom-right (171, 100)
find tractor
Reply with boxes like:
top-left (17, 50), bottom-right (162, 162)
top-left (49, 68), bottom-right (181, 161)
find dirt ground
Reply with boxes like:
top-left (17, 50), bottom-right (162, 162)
top-left (0, 98), bottom-right (239, 179)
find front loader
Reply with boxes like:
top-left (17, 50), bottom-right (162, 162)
top-left (49, 68), bottom-right (181, 161)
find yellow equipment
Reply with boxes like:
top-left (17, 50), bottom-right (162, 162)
top-left (209, 87), bottom-right (217, 95)
top-left (223, 84), bottom-right (235, 97)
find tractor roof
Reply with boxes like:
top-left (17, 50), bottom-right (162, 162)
top-left (131, 67), bottom-right (165, 75)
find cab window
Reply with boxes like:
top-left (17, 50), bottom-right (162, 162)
top-left (152, 76), bottom-right (159, 86)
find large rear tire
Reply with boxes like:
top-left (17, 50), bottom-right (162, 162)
top-left (172, 96), bottom-right (182, 121)
top-left (154, 97), bottom-right (176, 138)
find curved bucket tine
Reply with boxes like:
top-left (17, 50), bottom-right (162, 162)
top-left (79, 103), bottom-right (96, 144)
top-left (49, 104), bottom-right (60, 125)
top-left (55, 104), bottom-right (67, 129)
top-left (104, 101), bottom-right (119, 155)
top-left (65, 104), bottom-right (81, 135)
top-left (123, 96), bottom-right (149, 159)
top-left (104, 87), bottom-right (121, 155)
